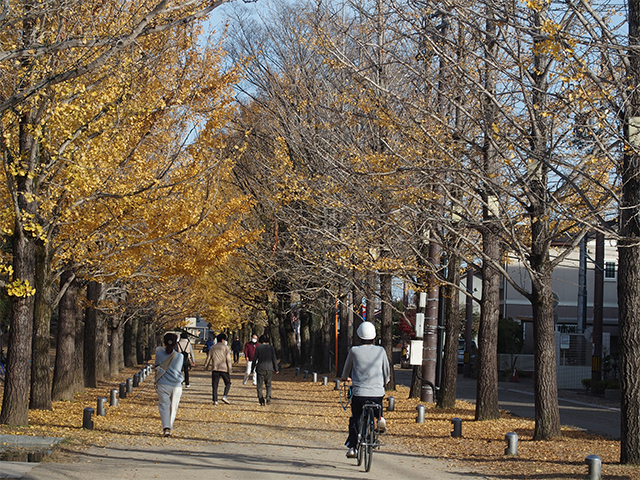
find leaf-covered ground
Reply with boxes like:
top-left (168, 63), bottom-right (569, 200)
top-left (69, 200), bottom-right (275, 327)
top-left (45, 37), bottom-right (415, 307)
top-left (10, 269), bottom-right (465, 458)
top-left (1, 353), bottom-right (638, 480)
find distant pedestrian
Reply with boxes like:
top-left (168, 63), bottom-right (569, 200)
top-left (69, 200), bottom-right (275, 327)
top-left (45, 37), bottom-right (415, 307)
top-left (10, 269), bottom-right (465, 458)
top-left (177, 332), bottom-right (195, 387)
top-left (203, 337), bottom-right (214, 353)
top-left (204, 332), bottom-right (233, 404)
top-left (154, 332), bottom-right (184, 437)
top-left (243, 334), bottom-right (259, 385)
top-left (250, 335), bottom-right (279, 406)
top-left (231, 336), bottom-right (242, 364)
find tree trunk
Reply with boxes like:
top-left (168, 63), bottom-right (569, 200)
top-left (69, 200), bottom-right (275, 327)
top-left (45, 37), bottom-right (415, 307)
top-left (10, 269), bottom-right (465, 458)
top-left (123, 317), bottom-right (137, 367)
top-left (421, 241), bottom-right (440, 403)
top-left (475, 4), bottom-right (501, 421)
top-left (300, 308), bottom-right (311, 366)
top-left (475, 232), bottom-right (501, 420)
top-left (531, 270), bottom-right (561, 439)
top-left (29, 240), bottom-right (52, 410)
top-left (1, 223), bottom-right (35, 425)
top-left (96, 307), bottom-right (109, 380)
top-left (380, 272), bottom-right (395, 390)
top-left (83, 281), bottom-right (101, 387)
top-left (52, 270), bottom-right (77, 401)
top-left (620, 0), bottom-right (640, 463)
top-left (73, 297), bottom-right (84, 394)
top-left (438, 255), bottom-right (460, 409)
top-left (110, 318), bottom-right (124, 376)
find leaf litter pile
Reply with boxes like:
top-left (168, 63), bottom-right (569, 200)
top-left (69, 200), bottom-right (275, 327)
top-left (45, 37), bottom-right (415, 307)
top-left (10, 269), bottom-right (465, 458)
top-left (1, 353), bottom-right (638, 480)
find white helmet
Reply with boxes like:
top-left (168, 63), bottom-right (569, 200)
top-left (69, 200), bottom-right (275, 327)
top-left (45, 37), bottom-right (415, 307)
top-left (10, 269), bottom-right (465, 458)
top-left (357, 322), bottom-right (376, 340)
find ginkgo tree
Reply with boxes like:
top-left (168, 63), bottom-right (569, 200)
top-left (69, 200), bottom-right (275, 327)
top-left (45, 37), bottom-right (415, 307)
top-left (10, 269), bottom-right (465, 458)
top-left (0, 2), bottom-right (255, 423)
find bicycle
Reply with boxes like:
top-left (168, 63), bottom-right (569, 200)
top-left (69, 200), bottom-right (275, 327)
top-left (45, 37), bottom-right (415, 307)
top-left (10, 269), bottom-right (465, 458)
top-left (339, 381), bottom-right (382, 472)
top-left (356, 401), bottom-right (381, 471)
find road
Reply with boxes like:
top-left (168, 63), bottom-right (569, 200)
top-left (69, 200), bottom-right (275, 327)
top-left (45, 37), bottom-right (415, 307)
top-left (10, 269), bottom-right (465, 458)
top-left (395, 369), bottom-right (621, 439)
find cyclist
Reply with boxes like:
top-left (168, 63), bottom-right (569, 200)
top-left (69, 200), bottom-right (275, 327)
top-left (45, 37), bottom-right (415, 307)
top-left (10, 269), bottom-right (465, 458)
top-left (341, 321), bottom-right (390, 458)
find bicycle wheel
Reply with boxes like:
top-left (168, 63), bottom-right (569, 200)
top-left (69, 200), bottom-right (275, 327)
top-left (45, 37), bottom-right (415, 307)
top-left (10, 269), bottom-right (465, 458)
top-left (356, 412), bottom-right (365, 466)
top-left (363, 410), bottom-right (374, 472)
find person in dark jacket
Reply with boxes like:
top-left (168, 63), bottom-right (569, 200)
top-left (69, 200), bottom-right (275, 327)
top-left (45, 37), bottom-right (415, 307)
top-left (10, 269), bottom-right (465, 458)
top-left (250, 335), bottom-right (279, 406)
top-left (231, 337), bottom-right (242, 363)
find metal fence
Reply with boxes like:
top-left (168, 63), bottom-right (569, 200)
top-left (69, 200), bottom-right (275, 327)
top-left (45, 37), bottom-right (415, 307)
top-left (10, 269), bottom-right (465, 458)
top-left (498, 332), bottom-right (611, 390)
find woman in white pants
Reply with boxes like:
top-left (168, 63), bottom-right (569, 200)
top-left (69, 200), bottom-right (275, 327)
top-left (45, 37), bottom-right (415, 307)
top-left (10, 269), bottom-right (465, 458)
top-left (154, 333), bottom-right (184, 437)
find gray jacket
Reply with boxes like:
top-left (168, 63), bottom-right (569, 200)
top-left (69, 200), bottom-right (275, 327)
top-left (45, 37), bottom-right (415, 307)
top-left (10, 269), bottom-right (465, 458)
top-left (341, 344), bottom-right (390, 397)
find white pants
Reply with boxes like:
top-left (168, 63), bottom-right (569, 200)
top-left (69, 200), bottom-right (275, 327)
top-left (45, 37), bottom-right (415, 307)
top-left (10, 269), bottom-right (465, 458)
top-left (244, 361), bottom-right (257, 385)
top-left (157, 383), bottom-right (183, 430)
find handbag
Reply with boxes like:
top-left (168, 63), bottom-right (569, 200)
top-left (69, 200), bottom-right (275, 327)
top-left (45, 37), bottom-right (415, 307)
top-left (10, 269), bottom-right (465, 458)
top-left (154, 351), bottom-right (177, 385)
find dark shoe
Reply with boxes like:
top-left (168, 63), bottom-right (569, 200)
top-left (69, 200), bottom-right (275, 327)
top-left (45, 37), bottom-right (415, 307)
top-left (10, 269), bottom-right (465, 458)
top-left (266, 398), bottom-right (271, 405)
top-left (259, 397), bottom-right (265, 406)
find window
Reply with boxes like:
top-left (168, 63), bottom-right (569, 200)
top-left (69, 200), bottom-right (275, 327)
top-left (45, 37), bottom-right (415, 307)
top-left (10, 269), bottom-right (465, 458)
top-left (604, 261), bottom-right (616, 279)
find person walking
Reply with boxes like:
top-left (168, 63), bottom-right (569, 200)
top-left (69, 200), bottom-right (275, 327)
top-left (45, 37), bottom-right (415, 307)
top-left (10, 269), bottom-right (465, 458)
top-left (250, 335), bottom-right (279, 406)
top-left (243, 334), bottom-right (258, 385)
top-left (154, 332), bottom-right (184, 437)
top-left (204, 332), bottom-right (233, 404)
top-left (177, 332), bottom-right (195, 387)
top-left (231, 336), bottom-right (242, 364)
top-left (340, 321), bottom-right (390, 458)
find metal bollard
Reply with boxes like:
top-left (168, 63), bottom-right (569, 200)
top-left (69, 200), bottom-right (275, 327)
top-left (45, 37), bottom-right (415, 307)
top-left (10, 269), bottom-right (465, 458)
top-left (312, 372), bottom-right (318, 382)
top-left (416, 405), bottom-right (425, 423)
top-left (505, 432), bottom-right (518, 455)
top-left (139, 369), bottom-right (145, 382)
top-left (387, 396), bottom-right (395, 412)
top-left (96, 397), bottom-right (107, 416)
top-left (585, 455), bottom-right (602, 480)
top-left (304, 370), bottom-right (309, 379)
top-left (110, 388), bottom-right (119, 406)
top-left (334, 379), bottom-right (340, 391)
top-left (82, 407), bottom-right (94, 429)
top-left (295, 367), bottom-right (300, 376)
top-left (322, 376), bottom-right (328, 386)
top-left (451, 418), bottom-right (462, 438)
top-left (133, 373), bottom-right (139, 388)
top-left (126, 378), bottom-right (133, 393)
top-left (119, 382), bottom-right (127, 398)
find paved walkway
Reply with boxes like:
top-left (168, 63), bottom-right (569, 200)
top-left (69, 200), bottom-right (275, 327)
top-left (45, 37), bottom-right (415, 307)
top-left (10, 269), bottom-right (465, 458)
top-left (3, 365), bottom-right (482, 480)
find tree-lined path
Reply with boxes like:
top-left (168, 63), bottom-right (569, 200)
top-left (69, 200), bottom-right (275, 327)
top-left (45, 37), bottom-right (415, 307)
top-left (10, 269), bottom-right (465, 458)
top-left (15, 362), bottom-right (480, 480)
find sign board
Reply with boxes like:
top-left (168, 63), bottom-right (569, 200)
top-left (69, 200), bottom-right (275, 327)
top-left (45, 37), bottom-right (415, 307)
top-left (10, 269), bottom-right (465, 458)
top-left (560, 334), bottom-right (570, 350)
top-left (415, 313), bottom-right (424, 339)
top-left (409, 340), bottom-right (424, 365)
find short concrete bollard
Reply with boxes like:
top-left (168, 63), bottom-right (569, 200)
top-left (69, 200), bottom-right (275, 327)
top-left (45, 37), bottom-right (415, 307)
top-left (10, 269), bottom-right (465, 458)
top-left (334, 379), bottom-right (340, 391)
top-left (586, 455), bottom-right (602, 480)
top-left (304, 370), bottom-right (309, 379)
top-left (133, 373), bottom-right (139, 388)
top-left (387, 396), bottom-right (395, 412)
top-left (96, 397), bottom-right (107, 416)
top-left (119, 382), bottom-right (127, 399)
top-left (82, 407), bottom-right (94, 429)
top-left (322, 376), bottom-right (328, 386)
top-left (312, 372), bottom-right (318, 382)
top-left (505, 432), bottom-right (518, 455)
top-left (416, 405), bottom-right (425, 423)
top-left (126, 378), bottom-right (133, 393)
top-left (451, 418), bottom-right (462, 438)
top-left (110, 388), bottom-right (119, 407)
